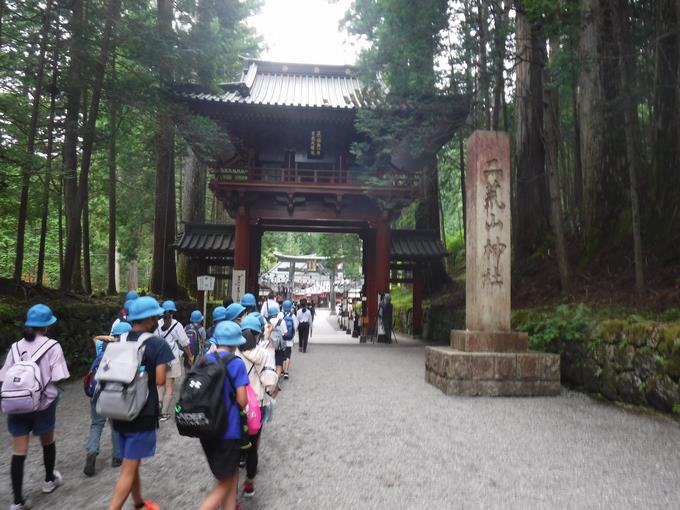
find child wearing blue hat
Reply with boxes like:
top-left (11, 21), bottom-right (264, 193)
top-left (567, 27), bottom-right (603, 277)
top-left (198, 321), bottom-right (250, 510)
top-left (107, 297), bottom-right (174, 510)
top-left (155, 300), bottom-right (194, 422)
top-left (0, 304), bottom-right (70, 510)
top-left (184, 310), bottom-right (207, 369)
top-left (82, 321), bottom-right (131, 476)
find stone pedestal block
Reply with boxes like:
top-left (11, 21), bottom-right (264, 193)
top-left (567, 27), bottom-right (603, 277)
top-left (451, 330), bottom-right (528, 352)
top-left (425, 346), bottom-right (561, 397)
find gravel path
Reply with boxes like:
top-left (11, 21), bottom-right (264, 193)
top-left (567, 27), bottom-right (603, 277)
top-left (2, 310), bottom-right (680, 509)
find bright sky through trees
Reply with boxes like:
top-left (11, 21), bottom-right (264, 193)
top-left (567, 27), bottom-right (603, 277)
top-left (249, 0), bottom-right (360, 64)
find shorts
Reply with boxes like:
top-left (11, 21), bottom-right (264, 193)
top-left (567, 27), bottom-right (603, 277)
top-left (200, 438), bottom-right (240, 479)
top-left (284, 347), bottom-right (292, 360)
top-left (115, 430), bottom-right (157, 460)
top-left (275, 350), bottom-right (285, 366)
top-left (7, 400), bottom-right (58, 437)
top-left (168, 357), bottom-right (183, 378)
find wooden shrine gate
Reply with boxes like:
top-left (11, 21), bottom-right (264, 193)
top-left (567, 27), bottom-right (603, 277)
top-left (175, 58), bottom-right (457, 332)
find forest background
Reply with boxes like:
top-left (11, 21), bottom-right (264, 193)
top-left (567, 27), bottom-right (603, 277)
top-left (0, 0), bottom-right (678, 310)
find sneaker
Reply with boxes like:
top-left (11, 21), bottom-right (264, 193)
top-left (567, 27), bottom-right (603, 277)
top-left (9, 497), bottom-right (32, 510)
top-left (134, 500), bottom-right (160, 510)
top-left (83, 452), bottom-right (97, 477)
top-left (42, 470), bottom-right (62, 493)
top-left (111, 457), bottom-right (122, 468)
top-left (283, 372), bottom-right (289, 380)
top-left (243, 480), bottom-right (255, 497)
top-left (159, 414), bottom-right (169, 422)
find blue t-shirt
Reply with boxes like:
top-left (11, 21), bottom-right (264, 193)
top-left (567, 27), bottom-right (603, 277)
top-left (206, 351), bottom-right (249, 440)
top-left (95, 339), bottom-right (105, 357)
top-left (113, 331), bottom-right (174, 433)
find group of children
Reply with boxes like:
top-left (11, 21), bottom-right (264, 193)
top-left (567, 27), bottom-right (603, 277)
top-left (0, 290), bottom-right (313, 510)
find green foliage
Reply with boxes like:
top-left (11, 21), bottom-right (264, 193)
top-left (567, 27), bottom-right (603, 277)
top-left (514, 304), bottom-right (593, 352)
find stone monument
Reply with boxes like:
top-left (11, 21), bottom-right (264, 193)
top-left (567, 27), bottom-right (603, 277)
top-left (425, 131), bottom-right (560, 396)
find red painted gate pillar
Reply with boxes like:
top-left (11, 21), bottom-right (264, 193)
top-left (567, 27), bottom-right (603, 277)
top-left (363, 231), bottom-right (377, 334)
top-left (412, 265), bottom-right (424, 336)
top-left (234, 207), bottom-right (250, 288)
top-left (375, 218), bottom-right (391, 295)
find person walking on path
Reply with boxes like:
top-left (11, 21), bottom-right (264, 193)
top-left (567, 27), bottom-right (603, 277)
top-left (260, 291), bottom-right (278, 319)
top-left (0, 304), bottom-right (70, 510)
top-left (184, 310), bottom-right (207, 368)
top-left (207, 306), bottom-right (228, 348)
top-left (296, 299), bottom-right (312, 353)
top-left (197, 321), bottom-right (249, 510)
top-left (238, 316), bottom-right (269, 498)
top-left (110, 291), bottom-right (138, 335)
top-left (281, 300), bottom-right (298, 379)
top-left (83, 321), bottom-right (131, 476)
top-left (107, 297), bottom-right (174, 510)
top-left (155, 300), bottom-right (194, 422)
top-left (267, 305), bottom-right (288, 377)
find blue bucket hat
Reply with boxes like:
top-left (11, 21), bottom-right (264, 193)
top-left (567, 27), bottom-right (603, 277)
top-left (123, 300), bottom-right (135, 315)
top-left (162, 300), bottom-right (177, 313)
top-left (268, 305), bottom-right (280, 317)
top-left (225, 303), bottom-right (246, 321)
top-left (240, 293), bottom-right (257, 307)
top-left (213, 321), bottom-right (246, 346)
top-left (127, 296), bottom-right (165, 322)
top-left (25, 304), bottom-right (57, 328)
top-left (190, 310), bottom-right (204, 323)
top-left (240, 315), bottom-right (263, 334)
top-left (125, 290), bottom-right (139, 301)
top-left (111, 321), bottom-right (132, 336)
top-left (212, 306), bottom-right (227, 322)
top-left (282, 300), bottom-right (293, 312)
top-left (247, 312), bottom-right (266, 329)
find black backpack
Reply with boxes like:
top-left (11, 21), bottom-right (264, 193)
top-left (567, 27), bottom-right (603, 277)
top-left (175, 353), bottom-right (236, 438)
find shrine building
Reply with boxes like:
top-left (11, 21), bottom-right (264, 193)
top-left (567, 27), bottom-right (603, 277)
top-left (174, 58), bottom-right (454, 335)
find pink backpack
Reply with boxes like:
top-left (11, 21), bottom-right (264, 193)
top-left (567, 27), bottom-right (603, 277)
top-left (1, 339), bottom-right (58, 414)
top-left (244, 384), bottom-right (261, 434)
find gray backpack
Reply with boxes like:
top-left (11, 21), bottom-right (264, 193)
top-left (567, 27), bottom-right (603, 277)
top-left (94, 332), bottom-right (152, 421)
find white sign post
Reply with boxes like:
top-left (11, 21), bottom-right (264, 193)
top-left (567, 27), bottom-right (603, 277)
top-left (231, 269), bottom-right (246, 304)
top-left (197, 275), bottom-right (216, 327)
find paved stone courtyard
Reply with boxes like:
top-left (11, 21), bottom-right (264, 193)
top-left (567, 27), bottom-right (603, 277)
top-left (2, 310), bottom-right (680, 509)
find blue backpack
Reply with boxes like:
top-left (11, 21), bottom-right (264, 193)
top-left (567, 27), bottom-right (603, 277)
top-left (83, 351), bottom-right (105, 398)
top-left (283, 313), bottom-right (295, 340)
top-left (185, 323), bottom-right (200, 355)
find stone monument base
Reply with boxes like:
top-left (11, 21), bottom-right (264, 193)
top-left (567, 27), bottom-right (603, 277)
top-left (425, 338), bottom-right (561, 397)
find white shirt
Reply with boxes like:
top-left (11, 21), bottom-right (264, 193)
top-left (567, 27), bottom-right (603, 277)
top-left (155, 318), bottom-right (190, 361)
top-left (268, 313), bottom-right (289, 337)
top-left (261, 298), bottom-right (278, 318)
top-left (296, 309), bottom-right (312, 324)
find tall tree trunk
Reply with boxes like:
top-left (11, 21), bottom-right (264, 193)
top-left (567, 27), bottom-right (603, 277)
top-left (610, 0), bottom-right (645, 293)
top-left (652, 0), bottom-right (680, 228)
top-left (14, 0), bottom-right (52, 281)
top-left (577, 0), bottom-right (605, 253)
top-left (60, 0), bottom-right (83, 290)
top-left (476, 0), bottom-right (491, 129)
top-left (82, 194), bottom-right (92, 294)
top-left (107, 56), bottom-right (119, 295)
top-left (544, 38), bottom-right (571, 291)
top-left (513, 2), bottom-right (549, 258)
top-left (150, 0), bottom-right (178, 296)
top-left (62, 0), bottom-right (120, 290)
top-left (459, 130), bottom-right (466, 243)
top-left (491, 1), bottom-right (509, 131)
top-left (177, 147), bottom-right (207, 292)
top-left (37, 34), bottom-right (60, 287)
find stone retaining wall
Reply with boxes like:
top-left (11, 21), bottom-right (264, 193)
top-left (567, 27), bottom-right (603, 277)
top-left (550, 319), bottom-right (680, 413)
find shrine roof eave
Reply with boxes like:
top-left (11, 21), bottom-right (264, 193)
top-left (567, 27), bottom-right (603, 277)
top-left (390, 229), bottom-right (449, 261)
top-left (209, 180), bottom-right (419, 200)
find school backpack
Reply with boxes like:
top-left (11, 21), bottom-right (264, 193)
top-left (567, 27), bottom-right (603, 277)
top-left (94, 332), bottom-right (152, 421)
top-left (175, 353), bottom-right (237, 438)
top-left (184, 323), bottom-right (201, 356)
top-left (271, 318), bottom-right (286, 352)
top-left (83, 350), bottom-right (105, 398)
top-left (1, 339), bottom-right (58, 414)
top-left (282, 313), bottom-right (295, 340)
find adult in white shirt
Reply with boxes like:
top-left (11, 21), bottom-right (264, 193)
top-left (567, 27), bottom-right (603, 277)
top-left (155, 300), bottom-right (194, 421)
top-left (260, 291), bottom-right (279, 319)
top-left (296, 299), bottom-right (313, 353)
